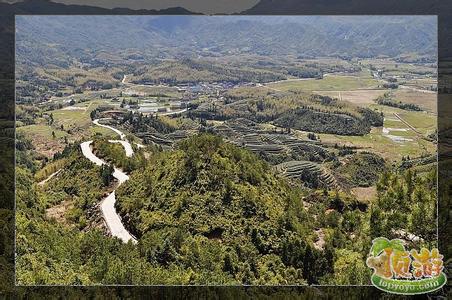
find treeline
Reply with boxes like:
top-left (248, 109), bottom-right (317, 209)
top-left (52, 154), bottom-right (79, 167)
top-left (119, 111), bottom-right (176, 135)
top-left (274, 108), bottom-right (382, 136)
top-left (287, 67), bottom-right (322, 79)
top-left (376, 95), bottom-right (422, 111)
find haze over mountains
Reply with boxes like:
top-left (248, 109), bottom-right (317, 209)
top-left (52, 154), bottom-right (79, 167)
top-left (245, 0), bottom-right (444, 14)
top-left (16, 15), bottom-right (437, 68)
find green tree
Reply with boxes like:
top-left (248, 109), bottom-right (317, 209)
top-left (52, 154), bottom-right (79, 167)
top-left (100, 164), bottom-right (114, 186)
top-left (333, 249), bottom-right (369, 285)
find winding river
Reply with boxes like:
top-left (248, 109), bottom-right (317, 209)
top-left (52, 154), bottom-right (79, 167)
top-left (80, 119), bottom-right (137, 244)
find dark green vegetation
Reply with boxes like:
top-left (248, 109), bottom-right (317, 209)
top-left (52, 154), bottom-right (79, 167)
top-left (193, 92), bottom-right (383, 135)
top-left (336, 152), bottom-right (387, 188)
top-left (15, 124), bottom-right (437, 286)
top-left (274, 106), bottom-right (383, 136)
top-left (92, 138), bottom-right (146, 173)
top-left (116, 134), bottom-right (314, 284)
top-left (119, 111), bottom-right (176, 135)
top-left (17, 134), bottom-right (387, 285)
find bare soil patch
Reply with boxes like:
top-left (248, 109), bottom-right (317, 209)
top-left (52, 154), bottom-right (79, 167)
top-left (313, 89), bottom-right (386, 106)
top-left (351, 186), bottom-right (377, 203)
top-left (45, 200), bottom-right (74, 225)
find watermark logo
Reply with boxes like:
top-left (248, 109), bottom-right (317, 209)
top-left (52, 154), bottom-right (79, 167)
top-left (366, 237), bottom-right (447, 295)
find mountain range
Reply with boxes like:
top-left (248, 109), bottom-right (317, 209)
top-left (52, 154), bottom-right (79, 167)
top-left (16, 15), bottom-right (437, 67)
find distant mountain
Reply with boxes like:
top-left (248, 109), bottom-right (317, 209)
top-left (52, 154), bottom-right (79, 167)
top-left (1, 0), bottom-right (195, 15)
top-left (244, 0), bottom-right (442, 14)
top-left (243, 0), bottom-right (451, 58)
top-left (16, 15), bottom-right (437, 67)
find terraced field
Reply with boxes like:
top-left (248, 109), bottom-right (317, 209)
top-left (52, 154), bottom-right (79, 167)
top-left (274, 160), bottom-right (339, 190)
top-left (210, 119), bottom-right (336, 163)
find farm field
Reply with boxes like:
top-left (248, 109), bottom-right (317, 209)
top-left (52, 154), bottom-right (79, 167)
top-left (266, 74), bottom-right (380, 91)
top-left (392, 89), bottom-right (437, 113)
top-left (359, 58), bottom-right (436, 74)
top-left (17, 99), bottom-right (120, 156)
top-left (396, 111), bottom-right (436, 134)
top-left (317, 103), bottom-right (436, 163)
top-left (318, 129), bottom-right (434, 162)
top-left (16, 124), bottom-right (67, 139)
top-left (313, 89), bottom-right (387, 106)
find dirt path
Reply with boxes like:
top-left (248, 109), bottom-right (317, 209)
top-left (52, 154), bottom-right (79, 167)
top-left (93, 118), bottom-right (126, 139)
top-left (38, 169), bottom-right (62, 186)
top-left (121, 74), bottom-right (128, 84)
top-left (393, 112), bottom-right (423, 136)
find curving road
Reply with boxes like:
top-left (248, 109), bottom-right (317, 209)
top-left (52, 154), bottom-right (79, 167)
top-left (93, 118), bottom-right (126, 139)
top-left (80, 120), bottom-right (137, 244)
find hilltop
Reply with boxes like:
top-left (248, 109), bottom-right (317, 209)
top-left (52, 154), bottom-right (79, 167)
top-left (115, 134), bottom-right (318, 284)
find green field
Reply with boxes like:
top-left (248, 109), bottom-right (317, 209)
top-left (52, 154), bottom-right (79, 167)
top-left (319, 128), bottom-right (434, 162)
top-left (49, 99), bottom-right (109, 129)
top-left (17, 98), bottom-right (122, 156)
top-left (383, 119), bottom-right (406, 128)
top-left (16, 124), bottom-right (68, 139)
top-left (397, 111), bottom-right (436, 134)
top-left (370, 104), bottom-right (436, 133)
top-left (317, 103), bottom-right (436, 162)
top-left (89, 126), bottom-right (118, 138)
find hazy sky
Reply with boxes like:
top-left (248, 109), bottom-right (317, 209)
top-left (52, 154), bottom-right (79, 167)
top-left (4, 0), bottom-right (259, 14)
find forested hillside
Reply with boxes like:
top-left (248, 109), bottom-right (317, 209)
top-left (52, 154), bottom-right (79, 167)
top-left (16, 134), bottom-right (389, 285)
top-left (192, 92), bottom-right (384, 135)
